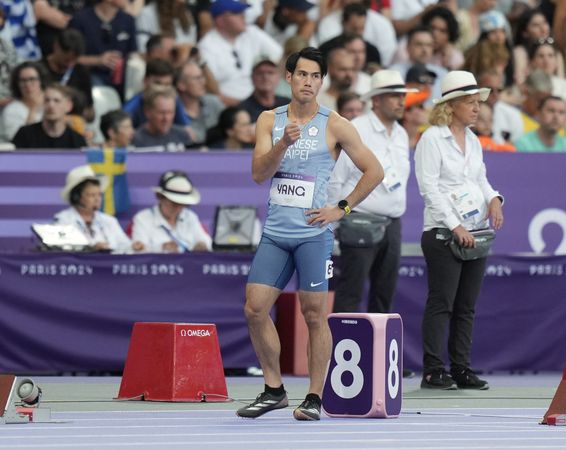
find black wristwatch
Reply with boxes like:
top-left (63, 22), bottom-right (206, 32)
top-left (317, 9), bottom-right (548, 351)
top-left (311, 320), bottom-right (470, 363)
top-left (338, 199), bottom-right (351, 215)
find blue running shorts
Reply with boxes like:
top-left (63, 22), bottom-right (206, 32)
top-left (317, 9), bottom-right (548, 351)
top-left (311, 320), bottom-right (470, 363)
top-left (247, 230), bottom-right (334, 292)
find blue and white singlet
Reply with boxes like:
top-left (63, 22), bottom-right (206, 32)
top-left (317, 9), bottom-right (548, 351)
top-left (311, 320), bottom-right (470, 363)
top-left (263, 104), bottom-right (335, 239)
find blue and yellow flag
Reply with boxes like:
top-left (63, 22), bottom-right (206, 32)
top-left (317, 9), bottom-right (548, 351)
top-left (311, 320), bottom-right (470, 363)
top-left (86, 148), bottom-right (130, 215)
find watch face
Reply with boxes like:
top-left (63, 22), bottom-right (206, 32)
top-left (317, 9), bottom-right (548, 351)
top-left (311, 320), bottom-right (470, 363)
top-left (338, 200), bottom-right (348, 209)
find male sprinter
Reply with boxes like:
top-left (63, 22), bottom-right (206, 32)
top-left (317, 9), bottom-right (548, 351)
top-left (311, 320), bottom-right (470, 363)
top-left (237, 47), bottom-right (383, 421)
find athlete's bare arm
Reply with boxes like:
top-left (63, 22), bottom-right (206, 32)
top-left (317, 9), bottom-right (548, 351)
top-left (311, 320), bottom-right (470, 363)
top-left (307, 112), bottom-right (383, 226)
top-left (251, 110), bottom-right (301, 184)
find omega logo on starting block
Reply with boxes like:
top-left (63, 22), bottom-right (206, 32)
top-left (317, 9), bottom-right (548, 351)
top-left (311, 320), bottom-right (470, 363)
top-left (322, 313), bottom-right (403, 418)
top-left (180, 329), bottom-right (211, 337)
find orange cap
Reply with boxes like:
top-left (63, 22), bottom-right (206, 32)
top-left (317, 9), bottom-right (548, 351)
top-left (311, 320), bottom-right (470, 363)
top-left (405, 91), bottom-right (430, 109)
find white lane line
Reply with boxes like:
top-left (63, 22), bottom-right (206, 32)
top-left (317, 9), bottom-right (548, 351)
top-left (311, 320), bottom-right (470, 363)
top-left (1, 437), bottom-right (566, 449)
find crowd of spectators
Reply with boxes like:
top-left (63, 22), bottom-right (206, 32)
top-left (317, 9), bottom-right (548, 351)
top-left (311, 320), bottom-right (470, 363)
top-left (0, 0), bottom-right (565, 153)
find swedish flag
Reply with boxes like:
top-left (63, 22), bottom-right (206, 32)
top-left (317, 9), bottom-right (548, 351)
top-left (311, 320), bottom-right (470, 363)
top-left (86, 148), bottom-right (130, 215)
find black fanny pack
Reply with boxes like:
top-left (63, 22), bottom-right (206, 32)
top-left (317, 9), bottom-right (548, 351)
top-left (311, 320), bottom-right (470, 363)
top-left (439, 228), bottom-right (496, 261)
top-left (337, 212), bottom-right (391, 248)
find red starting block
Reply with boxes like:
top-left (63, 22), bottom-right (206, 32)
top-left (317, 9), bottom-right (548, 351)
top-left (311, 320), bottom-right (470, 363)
top-left (117, 322), bottom-right (228, 402)
top-left (542, 365), bottom-right (566, 424)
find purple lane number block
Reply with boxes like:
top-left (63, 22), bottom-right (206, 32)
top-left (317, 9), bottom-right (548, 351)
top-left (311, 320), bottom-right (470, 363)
top-left (322, 313), bottom-right (403, 418)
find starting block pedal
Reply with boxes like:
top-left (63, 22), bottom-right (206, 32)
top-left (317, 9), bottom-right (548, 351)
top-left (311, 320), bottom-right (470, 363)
top-left (542, 365), bottom-right (566, 425)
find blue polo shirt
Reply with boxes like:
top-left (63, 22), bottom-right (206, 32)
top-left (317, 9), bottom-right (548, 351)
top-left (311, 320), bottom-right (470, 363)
top-left (123, 93), bottom-right (190, 128)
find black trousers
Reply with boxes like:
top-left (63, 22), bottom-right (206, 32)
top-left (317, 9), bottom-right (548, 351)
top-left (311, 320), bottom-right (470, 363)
top-left (421, 229), bottom-right (487, 374)
top-left (333, 218), bottom-right (401, 314)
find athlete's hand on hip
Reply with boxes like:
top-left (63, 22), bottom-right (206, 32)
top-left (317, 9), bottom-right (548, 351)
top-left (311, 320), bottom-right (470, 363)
top-left (306, 206), bottom-right (343, 227)
top-left (283, 122), bottom-right (301, 146)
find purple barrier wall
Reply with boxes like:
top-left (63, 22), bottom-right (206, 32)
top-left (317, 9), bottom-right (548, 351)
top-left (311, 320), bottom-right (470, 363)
top-left (0, 252), bottom-right (564, 373)
top-left (1, 151), bottom-right (566, 254)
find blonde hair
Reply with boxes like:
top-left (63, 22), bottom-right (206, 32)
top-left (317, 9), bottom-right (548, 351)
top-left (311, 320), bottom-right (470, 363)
top-left (428, 102), bottom-right (453, 126)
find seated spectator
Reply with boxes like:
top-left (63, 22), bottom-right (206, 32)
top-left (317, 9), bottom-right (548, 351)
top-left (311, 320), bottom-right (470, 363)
top-left (100, 109), bottom-right (134, 148)
top-left (475, 103), bottom-right (516, 152)
top-left (39, 29), bottom-right (94, 122)
top-left (513, 8), bottom-right (563, 86)
top-left (238, 57), bottom-right (289, 124)
top-left (206, 106), bottom-right (254, 150)
top-left (1, 61), bottom-right (47, 142)
top-left (320, 33), bottom-right (374, 95)
top-left (176, 61), bottom-right (224, 146)
top-left (198, 0), bottom-right (283, 105)
top-left (12, 84), bottom-right (87, 149)
top-left (32, 0), bottom-right (83, 56)
top-left (124, 58), bottom-right (189, 128)
top-left (55, 164), bottom-right (137, 252)
top-left (69, 0), bottom-right (137, 98)
top-left (514, 96), bottom-right (566, 152)
top-left (337, 91), bottom-right (364, 121)
top-left (421, 6), bottom-right (463, 70)
top-left (455, 0), bottom-right (496, 52)
top-left (132, 85), bottom-right (193, 151)
top-left (0, 7), bottom-right (18, 112)
top-left (274, 35), bottom-right (308, 99)
top-left (527, 39), bottom-right (566, 101)
top-left (317, 47), bottom-right (356, 110)
top-left (402, 90), bottom-right (430, 150)
top-left (477, 69), bottom-right (520, 144)
top-left (3, 0), bottom-right (41, 60)
top-left (390, 26), bottom-right (448, 102)
top-left (317, 1), bottom-right (396, 66)
top-left (132, 170), bottom-right (212, 252)
top-left (405, 62), bottom-right (436, 106)
top-left (262, 0), bottom-right (316, 44)
top-left (463, 10), bottom-right (514, 89)
top-left (136, 0), bottom-right (198, 52)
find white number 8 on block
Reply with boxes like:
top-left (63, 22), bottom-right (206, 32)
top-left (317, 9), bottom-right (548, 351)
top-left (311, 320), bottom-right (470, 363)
top-left (330, 339), bottom-right (364, 399)
top-left (388, 339), bottom-right (399, 399)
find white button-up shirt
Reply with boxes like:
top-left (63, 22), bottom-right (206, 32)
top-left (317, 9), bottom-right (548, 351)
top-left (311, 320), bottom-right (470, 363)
top-left (54, 207), bottom-right (132, 253)
top-left (198, 25), bottom-right (283, 101)
top-left (328, 111), bottom-right (410, 218)
top-left (414, 125), bottom-right (501, 231)
top-left (132, 205), bottom-right (212, 253)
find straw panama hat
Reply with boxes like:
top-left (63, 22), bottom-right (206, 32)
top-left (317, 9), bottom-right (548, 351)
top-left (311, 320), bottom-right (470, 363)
top-left (361, 70), bottom-right (418, 101)
top-left (61, 165), bottom-right (109, 204)
top-left (152, 172), bottom-right (201, 206)
top-left (434, 71), bottom-right (491, 105)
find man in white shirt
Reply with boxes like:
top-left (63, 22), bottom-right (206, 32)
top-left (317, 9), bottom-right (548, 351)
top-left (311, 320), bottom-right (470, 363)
top-left (328, 70), bottom-right (415, 318)
top-left (198, 0), bottom-right (283, 105)
top-left (316, 0), bottom-right (397, 66)
top-left (390, 25), bottom-right (447, 102)
top-left (132, 171), bottom-right (212, 253)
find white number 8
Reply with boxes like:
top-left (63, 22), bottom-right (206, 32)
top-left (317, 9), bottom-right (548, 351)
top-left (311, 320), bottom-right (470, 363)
top-left (388, 338), bottom-right (399, 399)
top-left (330, 339), bottom-right (364, 399)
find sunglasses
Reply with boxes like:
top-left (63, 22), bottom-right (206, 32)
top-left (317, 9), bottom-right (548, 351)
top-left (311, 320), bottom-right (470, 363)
top-left (232, 50), bottom-right (242, 70)
top-left (536, 37), bottom-right (555, 46)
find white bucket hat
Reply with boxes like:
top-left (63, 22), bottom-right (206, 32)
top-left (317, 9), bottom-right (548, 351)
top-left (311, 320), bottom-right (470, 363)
top-left (361, 70), bottom-right (418, 100)
top-left (60, 165), bottom-right (109, 204)
top-left (434, 71), bottom-right (491, 105)
top-left (153, 171), bottom-right (201, 205)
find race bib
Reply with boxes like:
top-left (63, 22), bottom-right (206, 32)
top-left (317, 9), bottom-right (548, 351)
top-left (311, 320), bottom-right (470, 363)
top-left (270, 172), bottom-right (315, 209)
top-left (449, 186), bottom-right (481, 221)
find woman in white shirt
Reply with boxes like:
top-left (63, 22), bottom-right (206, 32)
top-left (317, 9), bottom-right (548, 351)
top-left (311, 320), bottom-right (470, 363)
top-left (54, 165), bottom-right (137, 253)
top-left (0, 61), bottom-right (46, 142)
top-left (132, 171), bottom-right (212, 253)
top-left (414, 71), bottom-right (504, 391)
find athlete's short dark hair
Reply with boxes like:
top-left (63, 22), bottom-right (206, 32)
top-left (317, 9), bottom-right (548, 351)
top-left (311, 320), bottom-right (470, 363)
top-left (285, 47), bottom-right (327, 77)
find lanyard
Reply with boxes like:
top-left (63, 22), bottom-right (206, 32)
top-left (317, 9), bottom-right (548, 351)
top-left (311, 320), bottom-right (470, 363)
top-left (160, 225), bottom-right (190, 253)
